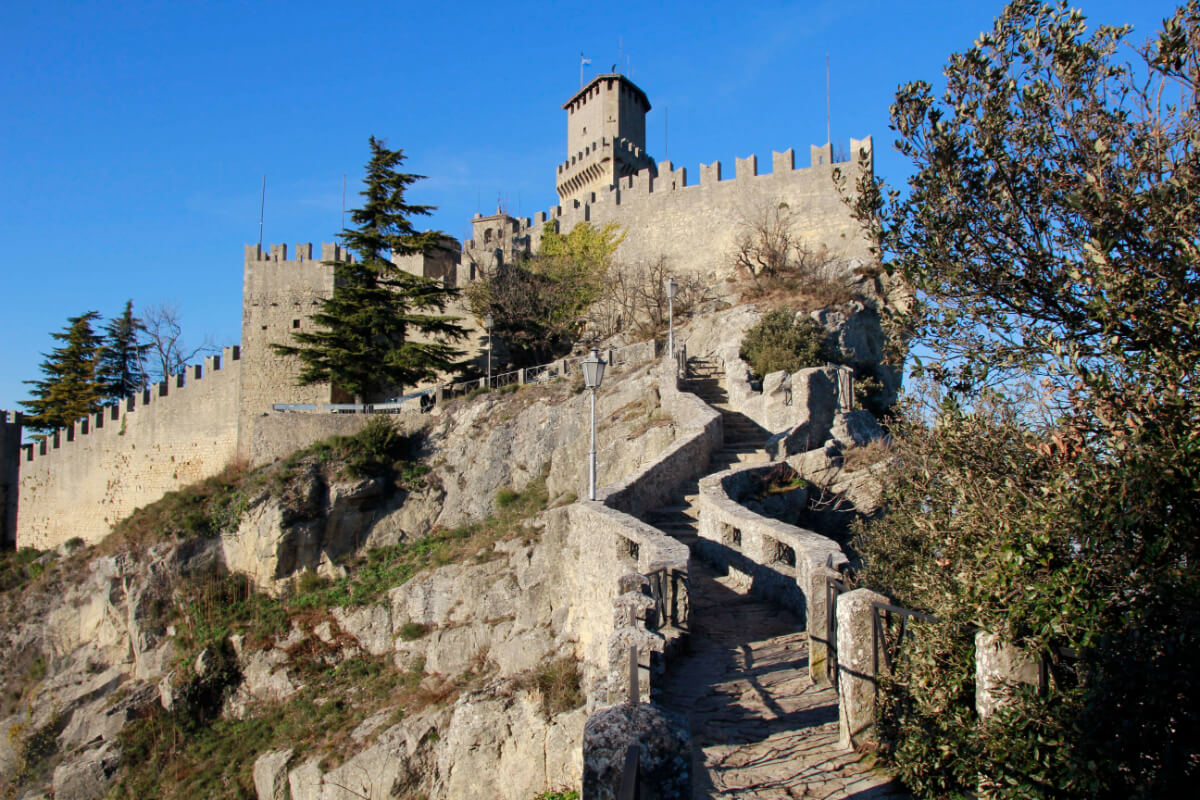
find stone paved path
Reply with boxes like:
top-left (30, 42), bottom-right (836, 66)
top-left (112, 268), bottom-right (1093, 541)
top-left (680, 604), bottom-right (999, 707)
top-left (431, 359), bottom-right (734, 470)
top-left (659, 558), bottom-right (909, 799)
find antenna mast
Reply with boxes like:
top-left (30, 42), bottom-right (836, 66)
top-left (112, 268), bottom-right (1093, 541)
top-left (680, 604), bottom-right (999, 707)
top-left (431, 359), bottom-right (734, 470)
top-left (258, 175), bottom-right (266, 249)
top-left (825, 53), bottom-right (831, 146)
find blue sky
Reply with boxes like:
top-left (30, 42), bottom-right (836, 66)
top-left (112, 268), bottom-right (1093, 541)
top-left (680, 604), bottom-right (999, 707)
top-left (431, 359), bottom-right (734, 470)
top-left (0, 0), bottom-right (1179, 414)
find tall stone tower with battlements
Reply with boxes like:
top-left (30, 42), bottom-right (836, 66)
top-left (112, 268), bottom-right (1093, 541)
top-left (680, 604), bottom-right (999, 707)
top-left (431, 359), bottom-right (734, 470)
top-left (556, 74), bottom-right (657, 204)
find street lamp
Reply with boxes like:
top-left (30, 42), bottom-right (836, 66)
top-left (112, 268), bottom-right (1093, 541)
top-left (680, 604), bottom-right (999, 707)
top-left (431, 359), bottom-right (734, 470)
top-left (581, 347), bottom-right (607, 501)
top-left (484, 313), bottom-right (494, 389)
top-left (665, 277), bottom-right (678, 356)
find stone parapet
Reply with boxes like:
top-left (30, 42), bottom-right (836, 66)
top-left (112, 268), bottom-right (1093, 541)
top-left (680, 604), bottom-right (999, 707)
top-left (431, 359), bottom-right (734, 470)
top-left (695, 462), bottom-right (849, 680)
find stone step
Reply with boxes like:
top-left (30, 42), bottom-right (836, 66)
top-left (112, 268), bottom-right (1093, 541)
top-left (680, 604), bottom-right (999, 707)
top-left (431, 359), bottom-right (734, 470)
top-left (645, 503), bottom-right (699, 520)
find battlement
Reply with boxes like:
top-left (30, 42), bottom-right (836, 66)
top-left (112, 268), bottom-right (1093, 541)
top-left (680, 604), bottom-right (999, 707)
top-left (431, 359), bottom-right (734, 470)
top-left (556, 136), bottom-right (650, 175)
top-left (245, 242), bottom-right (354, 264)
top-left (466, 137), bottom-right (873, 257)
top-left (22, 346), bottom-right (242, 465)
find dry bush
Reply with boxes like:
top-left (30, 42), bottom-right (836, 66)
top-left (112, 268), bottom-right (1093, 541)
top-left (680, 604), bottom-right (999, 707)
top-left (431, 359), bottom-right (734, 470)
top-left (730, 201), bottom-right (863, 310)
top-left (840, 437), bottom-right (894, 473)
top-left (586, 256), bottom-right (710, 340)
top-left (519, 656), bottom-right (583, 718)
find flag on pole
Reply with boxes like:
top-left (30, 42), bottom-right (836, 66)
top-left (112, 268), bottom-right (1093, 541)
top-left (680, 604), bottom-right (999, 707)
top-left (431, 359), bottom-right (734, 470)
top-left (580, 53), bottom-right (592, 87)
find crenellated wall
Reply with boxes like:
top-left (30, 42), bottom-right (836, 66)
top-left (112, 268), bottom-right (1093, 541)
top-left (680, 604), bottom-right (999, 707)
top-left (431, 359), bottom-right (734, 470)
top-left (464, 136), bottom-right (874, 284)
top-left (16, 349), bottom-right (243, 549)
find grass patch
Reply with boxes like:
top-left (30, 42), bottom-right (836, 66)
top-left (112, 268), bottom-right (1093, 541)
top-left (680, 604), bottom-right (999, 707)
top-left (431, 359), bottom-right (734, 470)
top-left (841, 437), bottom-right (893, 472)
top-left (111, 652), bottom-right (444, 800)
top-left (397, 621), bottom-right (429, 641)
top-left (495, 487), bottom-right (521, 509)
top-left (532, 792), bottom-right (580, 800)
top-left (519, 656), bottom-right (583, 719)
top-left (757, 462), bottom-right (808, 496)
top-left (0, 547), bottom-right (52, 593)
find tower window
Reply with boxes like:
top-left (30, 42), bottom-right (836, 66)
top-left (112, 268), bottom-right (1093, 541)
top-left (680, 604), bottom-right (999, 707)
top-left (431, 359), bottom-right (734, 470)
top-left (292, 319), bottom-right (300, 328)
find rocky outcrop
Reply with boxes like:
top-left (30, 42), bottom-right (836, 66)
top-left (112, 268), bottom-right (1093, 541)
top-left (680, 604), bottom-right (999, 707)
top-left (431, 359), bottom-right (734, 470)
top-left (582, 702), bottom-right (692, 800)
top-left (0, 349), bottom-right (694, 799)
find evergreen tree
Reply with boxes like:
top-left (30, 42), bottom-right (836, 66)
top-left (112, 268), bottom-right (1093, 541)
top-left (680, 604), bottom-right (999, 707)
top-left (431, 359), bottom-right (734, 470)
top-left (22, 311), bottom-right (104, 433)
top-left (275, 137), bottom-right (465, 402)
top-left (96, 299), bottom-right (149, 403)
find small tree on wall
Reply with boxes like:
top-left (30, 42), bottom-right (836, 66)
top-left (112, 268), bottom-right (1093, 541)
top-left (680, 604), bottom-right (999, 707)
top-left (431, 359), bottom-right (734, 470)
top-left (274, 137), bottom-right (466, 402)
top-left (22, 311), bottom-right (105, 434)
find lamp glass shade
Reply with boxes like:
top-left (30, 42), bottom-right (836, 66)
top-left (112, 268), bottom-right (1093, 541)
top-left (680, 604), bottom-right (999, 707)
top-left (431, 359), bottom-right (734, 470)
top-left (665, 277), bottom-right (677, 300)
top-left (484, 314), bottom-right (494, 329)
top-left (582, 348), bottom-right (606, 388)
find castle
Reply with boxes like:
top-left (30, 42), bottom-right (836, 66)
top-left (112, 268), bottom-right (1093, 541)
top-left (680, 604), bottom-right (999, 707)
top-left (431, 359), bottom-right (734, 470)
top-left (1, 72), bottom-right (873, 551)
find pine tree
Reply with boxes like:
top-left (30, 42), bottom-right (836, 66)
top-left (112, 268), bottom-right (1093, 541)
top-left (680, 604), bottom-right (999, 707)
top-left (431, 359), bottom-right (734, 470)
top-left (96, 299), bottom-right (149, 403)
top-left (275, 137), bottom-right (465, 402)
top-left (22, 311), bottom-right (104, 433)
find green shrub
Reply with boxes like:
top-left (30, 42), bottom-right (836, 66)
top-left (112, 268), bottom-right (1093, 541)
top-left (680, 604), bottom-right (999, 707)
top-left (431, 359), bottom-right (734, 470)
top-left (739, 307), bottom-right (830, 379)
top-left (397, 621), bottom-right (429, 641)
top-left (532, 792), bottom-right (579, 800)
top-left (495, 488), bottom-right (521, 509)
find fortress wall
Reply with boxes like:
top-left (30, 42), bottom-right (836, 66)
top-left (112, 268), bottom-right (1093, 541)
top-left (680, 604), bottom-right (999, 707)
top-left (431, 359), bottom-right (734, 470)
top-left (1, 412), bottom-right (22, 547)
top-left (16, 350), bottom-right (243, 549)
top-left (239, 243), bottom-right (340, 455)
top-left (468, 137), bottom-right (874, 284)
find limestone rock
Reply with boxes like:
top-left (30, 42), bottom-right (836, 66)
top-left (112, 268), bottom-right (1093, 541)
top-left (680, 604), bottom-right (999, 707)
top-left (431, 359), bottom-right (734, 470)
top-left (252, 747), bottom-right (293, 800)
top-left (811, 302), bottom-right (901, 408)
top-left (435, 686), bottom-right (585, 800)
top-left (332, 604), bottom-right (393, 657)
top-left (225, 647), bottom-right (298, 719)
top-left (58, 683), bottom-right (156, 753)
top-left (828, 410), bottom-right (885, 450)
top-left (582, 702), bottom-right (691, 800)
top-left (286, 757), bottom-right (323, 800)
top-left (51, 741), bottom-right (121, 800)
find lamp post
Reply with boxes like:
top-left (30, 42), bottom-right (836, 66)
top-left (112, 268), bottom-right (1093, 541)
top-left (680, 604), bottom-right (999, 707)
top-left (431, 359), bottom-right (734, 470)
top-left (581, 347), bottom-right (607, 501)
top-left (665, 277), bottom-right (677, 356)
top-left (484, 313), bottom-right (494, 389)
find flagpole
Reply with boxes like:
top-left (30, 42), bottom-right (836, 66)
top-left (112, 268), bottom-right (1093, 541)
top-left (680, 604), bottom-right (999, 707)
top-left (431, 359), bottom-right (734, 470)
top-left (580, 53), bottom-right (592, 87)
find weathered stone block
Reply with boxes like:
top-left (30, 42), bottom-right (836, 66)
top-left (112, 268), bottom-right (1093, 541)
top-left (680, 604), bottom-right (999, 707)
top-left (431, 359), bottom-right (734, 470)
top-left (836, 587), bottom-right (889, 749)
top-left (975, 630), bottom-right (1041, 720)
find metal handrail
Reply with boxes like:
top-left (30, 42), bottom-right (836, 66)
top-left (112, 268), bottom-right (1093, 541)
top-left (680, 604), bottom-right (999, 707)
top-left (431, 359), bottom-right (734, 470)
top-left (825, 575), bottom-right (850, 687)
top-left (268, 333), bottom-right (674, 417)
top-left (871, 601), bottom-right (937, 696)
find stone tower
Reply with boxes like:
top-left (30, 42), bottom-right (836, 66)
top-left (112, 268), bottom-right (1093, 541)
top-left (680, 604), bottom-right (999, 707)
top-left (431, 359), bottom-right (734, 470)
top-left (556, 73), bottom-right (656, 204)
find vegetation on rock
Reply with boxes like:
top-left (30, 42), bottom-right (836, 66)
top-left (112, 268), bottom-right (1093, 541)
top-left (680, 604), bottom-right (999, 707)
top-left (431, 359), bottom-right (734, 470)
top-left (738, 307), bottom-right (830, 379)
top-left (466, 222), bottom-right (624, 366)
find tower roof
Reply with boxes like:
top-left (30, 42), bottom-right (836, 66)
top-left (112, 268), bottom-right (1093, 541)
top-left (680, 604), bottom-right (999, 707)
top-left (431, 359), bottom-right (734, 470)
top-left (562, 73), bottom-right (651, 112)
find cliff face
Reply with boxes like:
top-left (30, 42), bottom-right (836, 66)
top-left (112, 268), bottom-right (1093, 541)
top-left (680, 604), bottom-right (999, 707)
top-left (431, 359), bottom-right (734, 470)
top-left (0, 358), bottom-right (679, 800)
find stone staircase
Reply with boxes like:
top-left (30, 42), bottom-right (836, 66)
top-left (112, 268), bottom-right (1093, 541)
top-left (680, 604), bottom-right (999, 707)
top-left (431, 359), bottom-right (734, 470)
top-left (641, 357), bottom-right (770, 549)
top-left (640, 356), bottom-right (909, 798)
